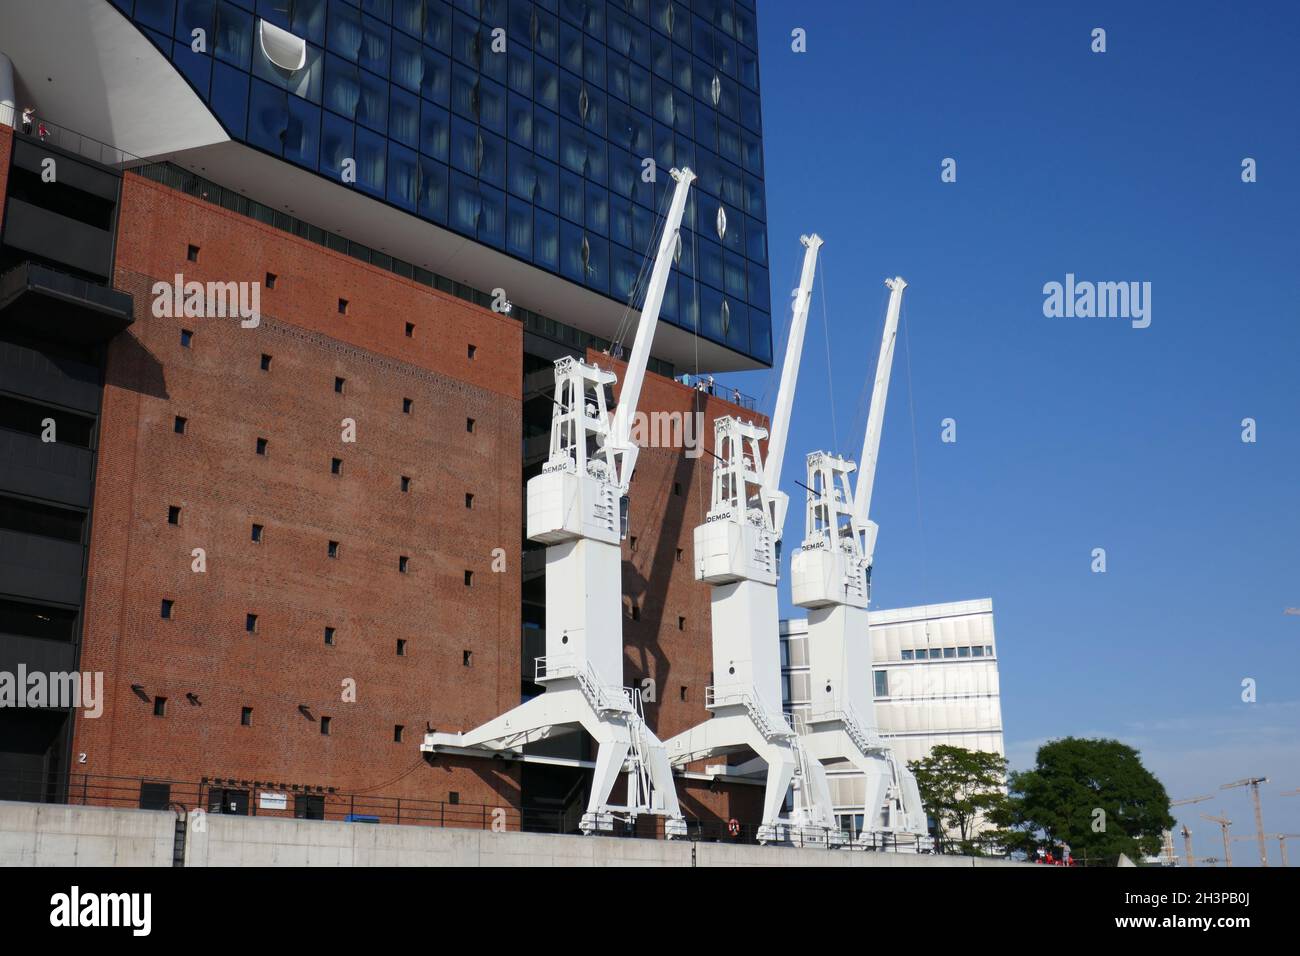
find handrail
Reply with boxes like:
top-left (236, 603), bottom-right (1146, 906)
top-left (2, 105), bottom-right (141, 169)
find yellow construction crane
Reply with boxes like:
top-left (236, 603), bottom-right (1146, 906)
top-left (1221, 777), bottom-right (1268, 866)
top-left (1201, 812), bottom-right (1232, 867)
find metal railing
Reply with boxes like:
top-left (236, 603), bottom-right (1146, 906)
top-left (2, 105), bottom-right (140, 168)
top-left (677, 373), bottom-right (758, 411)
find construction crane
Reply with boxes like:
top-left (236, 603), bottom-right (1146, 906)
top-left (1221, 776), bottom-right (1268, 866)
top-left (1277, 834), bottom-right (1299, 867)
top-left (1168, 794), bottom-right (1212, 867)
top-left (663, 235), bottom-right (837, 842)
top-left (1180, 825), bottom-right (1195, 868)
top-left (1201, 812), bottom-right (1233, 867)
top-left (788, 276), bottom-right (928, 844)
top-left (421, 168), bottom-right (697, 836)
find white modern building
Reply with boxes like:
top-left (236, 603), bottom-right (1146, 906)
top-left (781, 599), bottom-right (1005, 836)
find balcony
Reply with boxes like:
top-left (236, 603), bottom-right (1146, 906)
top-left (0, 262), bottom-right (133, 345)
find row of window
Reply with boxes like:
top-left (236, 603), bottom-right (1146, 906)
top-left (899, 645), bottom-right (995, 661)
top-left (151, 700), bottom-right (410, 744)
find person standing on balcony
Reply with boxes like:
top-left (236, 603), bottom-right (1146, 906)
top-left (21, 106), bottom-right (33, 135)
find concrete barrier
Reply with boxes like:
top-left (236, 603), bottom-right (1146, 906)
top-left (0, 801), bottom-right (1031, 867)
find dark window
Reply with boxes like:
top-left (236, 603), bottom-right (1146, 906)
top-left (338, 298), bottom-right (349, 314)
top-left (631, 604), bottom-right (641, 621)
top-left (241, 707), bottom-right (252, 726)
top-left (208, 788), bottom-right (250, 815)
top-left (464, 493), bottom-right (473, 508)
top-left (245, 613), bottom-right (258, 633)
top-left (676, 548), bottom-right (683, 562)
top-left (0, 599), bottom-right (78, 641)
top-left (331, 457), bottom-right (343, 474)
top-left (153, 696), bottom-right (167, 717)
top-left (168, 505), bottom-right (181, 525)
top-left (139, 781), bottom-right (171, 810)
top-left (334, 376), bottom-right (346, 393)
top-left (161, 599), bottom-right (174, 620)
top-left (394, 725), bottom-right (404, 743)
top-left (396, 639), bottom-right (407, 656)
top-left (0, 395), bottom-right (95, 447)
top-left (399, 555), bottom-right (410, 573)
top-left (448, 791), bottom-right (459, 805)
top-left (251, 523), bottom-right (263, 542)
top-left (320, 716), bottom-right (331, 735)
top-left (294, 794), bottom-right (325, 819)
top-left (463, 570), bottom-right (473, 586)
top-left (174, 415), bottom-right (188, 434)
top-left (680, 686), bottom-right (687, 701)
top-left (260, 353), bottom-right (272, 370)
top-left (328, 540), bottom-right (340, 558)
top-left (467, 343), bottom-right (476, 358)
top-left (466, 417), bottom-right (476, 433)
top-left (405, 321), bottom-right (415, 337)
top-left (266, 272), bottom-right (277, 288)
top-left (678, 616), bottom-right (685, 631)
top-left (403, 397), bottom-right (413, 414)
top-left (180, 328), bottom-right (194, 348)
top-left (256, 437), bottom-right (268, 455)
top-left (673, 481), bottom-right (682, 495)
top-left (0, 496), bottom-right (86, 543)
top-left (630, 535), bottom-right (637, 551)
top-left (462, 650), bottom-right (472, 666)
top-left (324, 626), bottom-right (336, 645)
top-left (400, 475), bottom-right (411, 492)
top-left (187, 244), bottom-right (200, 262)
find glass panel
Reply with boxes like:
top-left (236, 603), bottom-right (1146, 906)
top-left (359, 13), bottom-right (390, 75)
top-left (422, 47), bottom-right (451, 105)
top-left (479, 128), bottom-right (506, 185)
top-left (387, 141), bottom-right (419, 210)
top-left (507, 91), bottom-right (533, 147)
top-left (450, 170), bottom-right (480, 232)
top-left (506, 195), bottom-right (532, 258)
top-left (425, 0), bottom-right (453, 53)
top-left (392, 30), bottom-right (424, 90)
top-left (215, 0), bottom-right (255, 69)
top-left (478, 183), bottom-right (505, 247)
top-left (210, 60), bottom-right (250, 137)
top-left (319, 109), bottom-right (354, 176)
top-left (292, 0), bottom-right (327, 45)
top-left (418, 155), bottom-right (449, 222)
top-left (449, 115), bottom-right (478, 174)
top-left (248, 78), bottom-right (288, 155)
top-left (390, 85), bottom-right (420, 146)
top-left (559, 170), bottom-right (584, 223)
top-left (284, 94), bottom-right (321, 168)
top-left (354, 125), bottom-right (387, 195)
top-left (533, 106), bottom-right (559, 159)
top-left (420, 100), bottom-right (450, 159)
top-left (533, 209), bottom-right (559, 269)
top-left (357, 68), bottom-right (389, 132)
top-left (324, 53), bottom-right (360, 117)
top-left (584, 182), bottom-right (608, 237)
top-left (326, 0), bottom-right (362, 60)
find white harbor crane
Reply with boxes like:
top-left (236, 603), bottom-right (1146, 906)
top-left (663, 235), bottom-right (837, 842)
top-left (789, 276), bottom-right (928, 844)
top-left (422, 168), bottom-right (697, 837)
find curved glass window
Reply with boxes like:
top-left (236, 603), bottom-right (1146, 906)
top-left (285, 95), bottom-right (322, 169)
top-left (418, 155), bottom-right (449, 222)
top-left (420, 100), bottom-right (450, 160)
top-left (354, 125), bottom-right (387, 196)
top-left (390, 85), bottom-right (420, 146)
top-left (215, 1), bottom-right (255, 69)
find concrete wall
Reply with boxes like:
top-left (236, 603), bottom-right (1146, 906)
top-left (1, 801), bottom-right (1029, 867)
top-left (0, 801), bottom-right (174, 866)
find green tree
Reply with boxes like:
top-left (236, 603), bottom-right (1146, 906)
top-left (1008, 737), bottom-right (1174, 864)
top-left (908, 745), bottom-right (1013, 855)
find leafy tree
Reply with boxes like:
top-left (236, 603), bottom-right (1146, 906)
top-left (908, 745), bottom-right (1013, 855)
top-left (1007, 737), bottom-right (1174, 864)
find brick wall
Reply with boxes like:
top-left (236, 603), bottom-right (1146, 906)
top-left (74, 175), bottom-right (523, 811)
top-left (0, 122), bottom-right (11, 226)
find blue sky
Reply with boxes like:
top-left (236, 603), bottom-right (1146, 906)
top-left (716, 1), bottom-right (1300, 861)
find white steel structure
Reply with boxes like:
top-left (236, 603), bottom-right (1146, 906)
top-left (422, 168), bottom-right (697, 837)
top-left (664, 236), bottom-right (836, 842)
top-left (788, 277), bottom-right (928, 843)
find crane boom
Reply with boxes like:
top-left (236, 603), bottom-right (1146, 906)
top-left (761, 234), bottom-right (822, 533)
top-left (608, 167), bottom-right (696, 490)
top-left (853, 276), bottom-right (906, 537)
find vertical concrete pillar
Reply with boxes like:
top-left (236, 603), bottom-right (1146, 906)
top-left (0, 52), bottom-right (14, 127)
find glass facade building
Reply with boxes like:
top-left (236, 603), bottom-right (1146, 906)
top-left (113, 0), bottom-right (772, 365)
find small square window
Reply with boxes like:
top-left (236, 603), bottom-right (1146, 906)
top-left (958, 646), bottom-right (971, 658)
top-left (394, 724), bottom-right (404, 743)
top-left (676, 548), bottom-right (683, 562)
top-left (943, 647), bottom-right (956, 659)
top-left (251, 523), bottom-right (263, 542)
top-left (464, 493), bottom-right (474, 509)
top-left (320, 716), bottom-right (331, 735)
top-left (328, 540), bottom-right (340, 558)
top-left (678, 616), bottom-right (686, 631)
top-left (160, 599), bottom-right (174, 619)
top-left (265, 272), bottom-right (277, 289)
top-left (334, 376), bottom-right (346, 393)
top-left (245, 613), bottom-right (258, 633)
top-left (463, 570), bottom-right (473, 586)
top-left (448, 791), bottom-right (459, 805)
top-left (986, 645), bottom-right (994, 656)
top-left (403, 397), bottom-right (413, 414)
top-left (168, 505), bottom-right (181, 525)
top-left (466, 417), bottom-right (476, 433)
top-left (463, 650), bottom-right (472, 666)
top-left (186, 243), bottom-right (199, 262)
top-left (180, 328), bottom-right (194, 348)
top-left (467, 344), bottom-right (477, 359)
top-left (256, 437), bottom-right (268, 455)
top-left (399, 555), bottom-right (410, 573)
top-left (630, 536), bottom-right (638, 551)
top-left (673, 482), bottom-right (682, 496)
top-left (338, 298), bottom-right (349, 314)
top-left (396, 639), bottom-right (407, 656)
top-left (631, 605), bottom-right (641, 622)
top-left (153, 696), bottom-right (167, 717)
top-left (680, 686), bottom-right (687, 702)
top-left (400, 475), bottom-right (411, 493)
top-left (241, 707), bottom-right (253, 726)
top-left (331, 457), bottom-right (343, 475)
top-left (260, 353), bottom-right (272, 371)
top-left (405, 321), bottom-right (415, 338)
top-left (174, 416), bottom-right (187, 434)
top-left (324, 626), bottom-right (336, 646)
